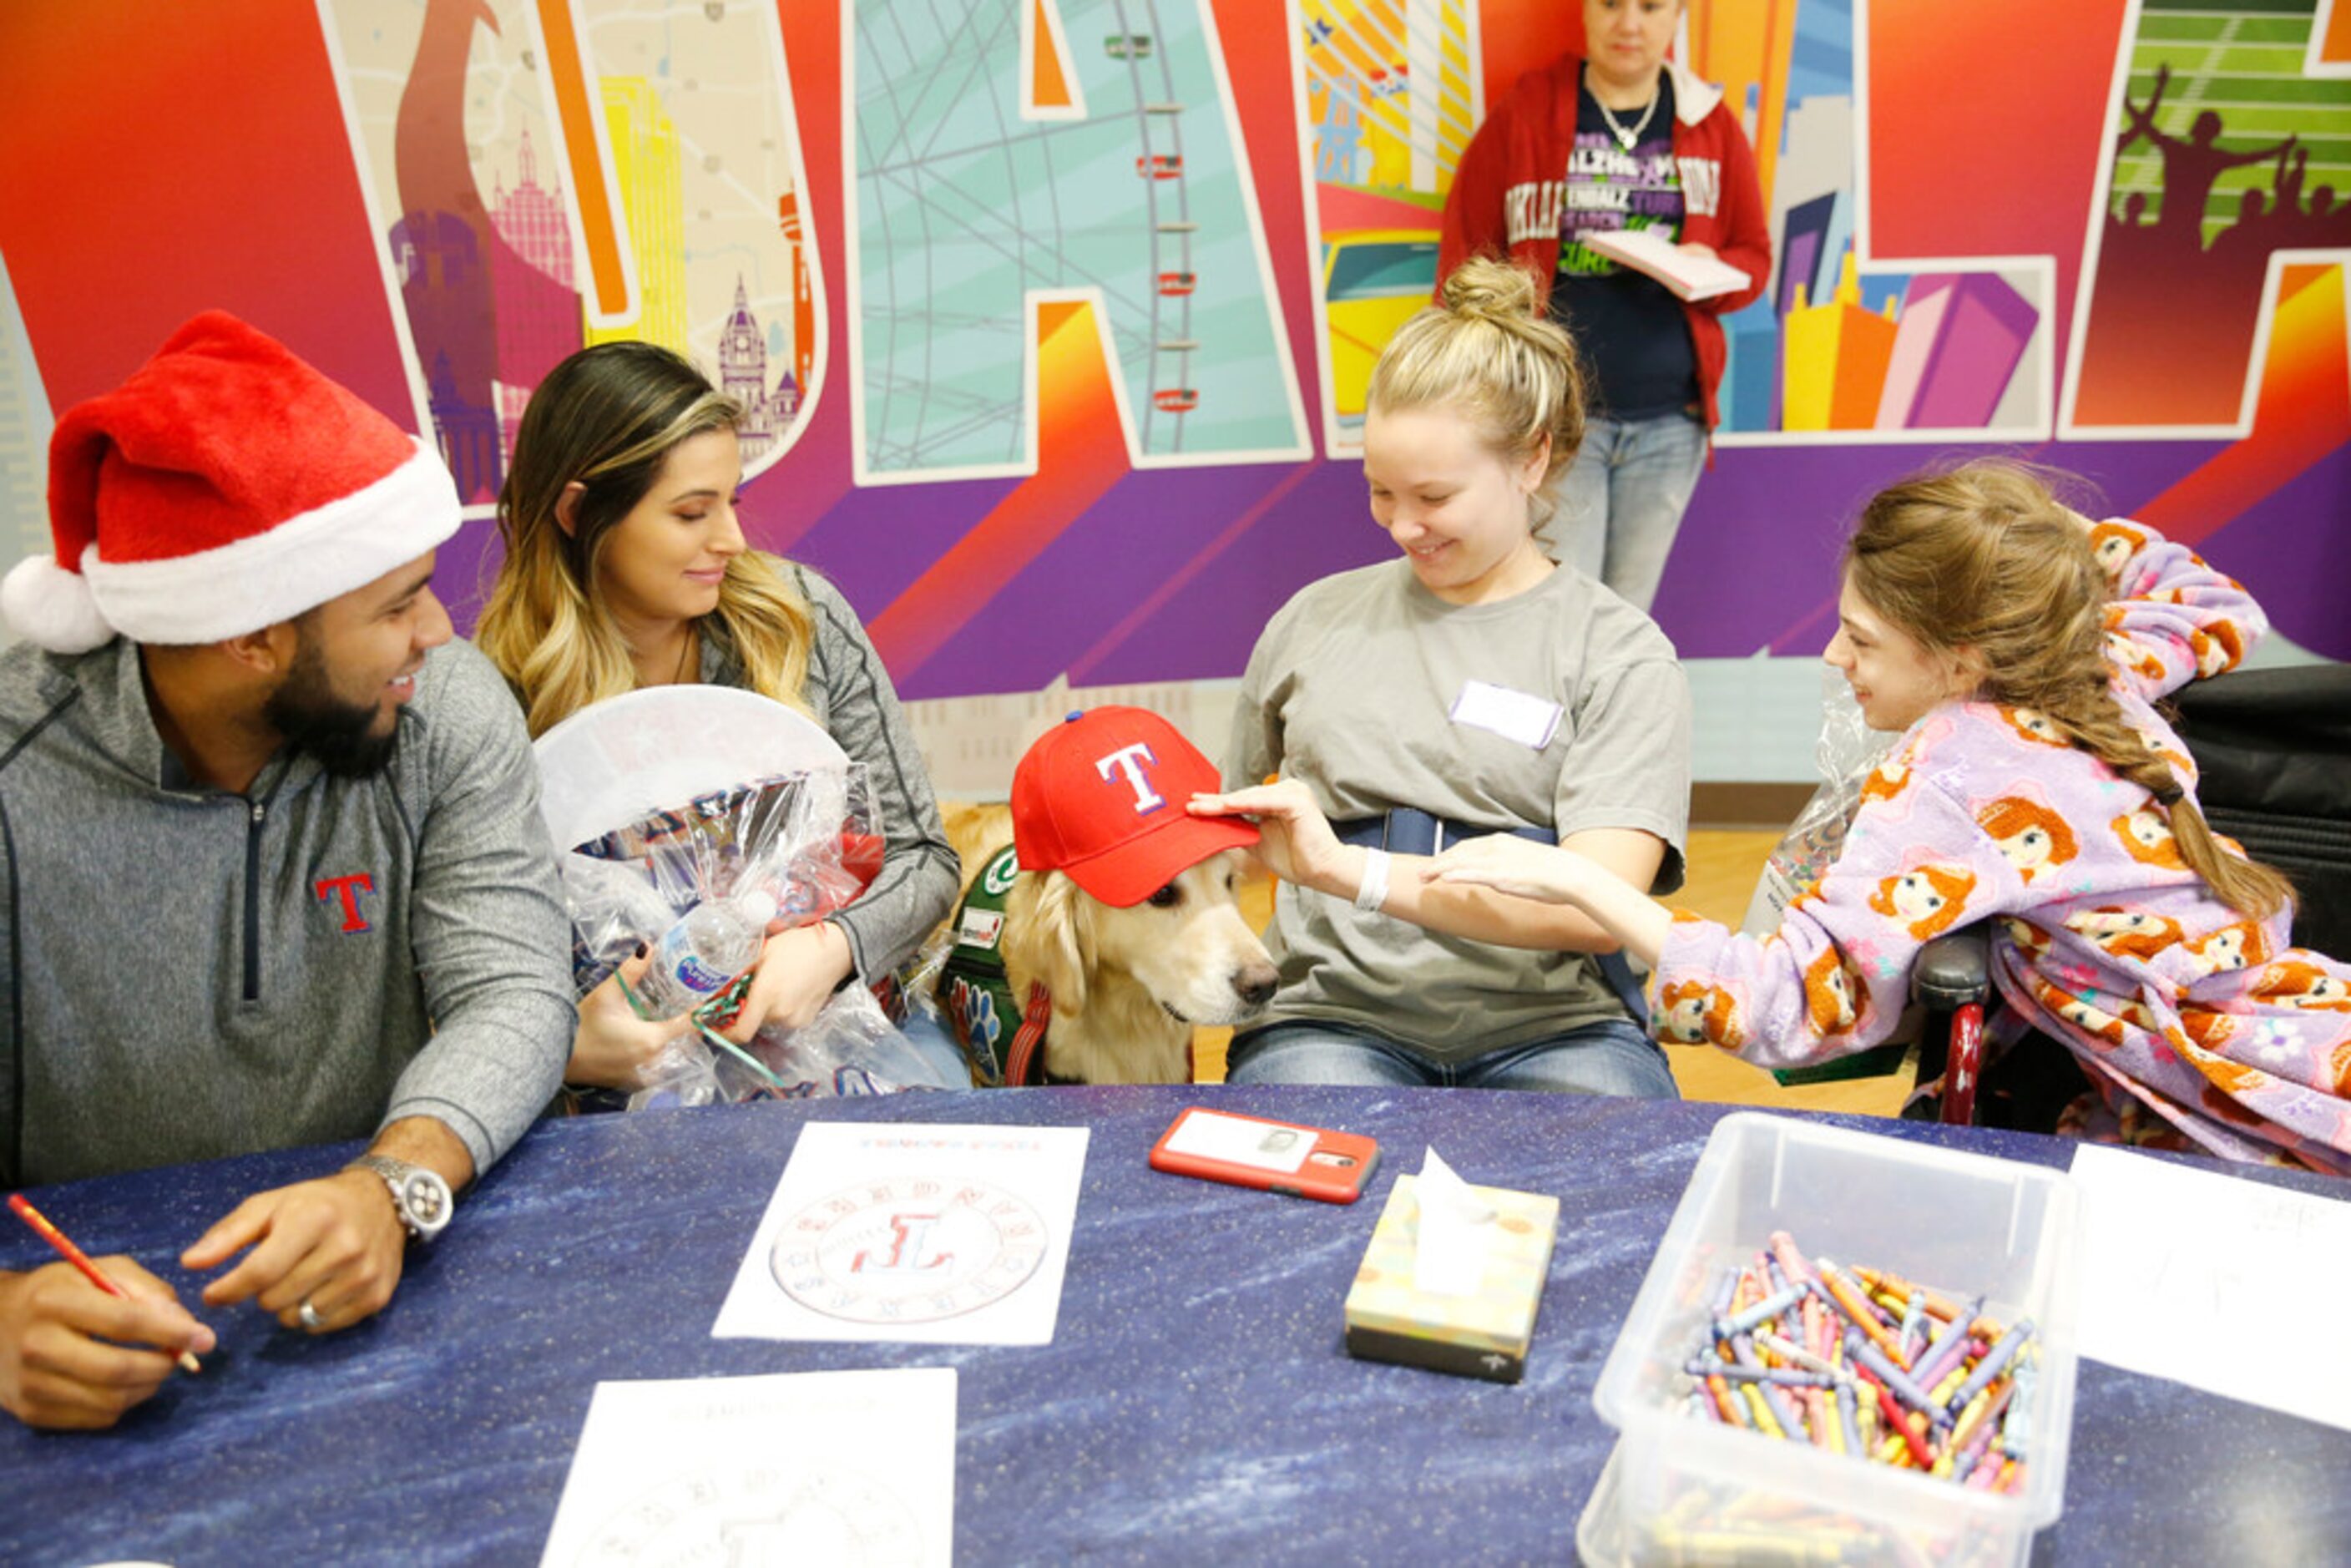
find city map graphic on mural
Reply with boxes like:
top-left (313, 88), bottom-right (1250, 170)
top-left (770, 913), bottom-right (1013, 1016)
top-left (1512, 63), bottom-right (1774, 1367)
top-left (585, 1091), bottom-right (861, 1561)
top-left (319, 0), bottom-right (822, 506)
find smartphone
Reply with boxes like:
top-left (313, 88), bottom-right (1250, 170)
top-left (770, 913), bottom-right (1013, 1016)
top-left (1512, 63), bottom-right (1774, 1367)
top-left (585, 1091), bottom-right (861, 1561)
top-left (1149, 1107), bottom-right (1381, 1204)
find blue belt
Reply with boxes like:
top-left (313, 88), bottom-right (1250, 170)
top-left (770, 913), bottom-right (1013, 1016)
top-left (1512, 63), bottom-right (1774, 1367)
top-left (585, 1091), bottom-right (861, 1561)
top-left (1330, 808), bottom-right (1554, 857)
top-left (1329, 809), bottom-right (1650, 1029)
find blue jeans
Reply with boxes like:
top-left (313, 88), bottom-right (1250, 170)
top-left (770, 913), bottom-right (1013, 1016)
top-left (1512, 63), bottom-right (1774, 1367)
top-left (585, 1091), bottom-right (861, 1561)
top-left (889, 1009), bottom-right (977, 1090)
top-left (1550, 411), bottom-right (1707, 612)
top-left (1226, 1018), bottom-right (1680, 1098)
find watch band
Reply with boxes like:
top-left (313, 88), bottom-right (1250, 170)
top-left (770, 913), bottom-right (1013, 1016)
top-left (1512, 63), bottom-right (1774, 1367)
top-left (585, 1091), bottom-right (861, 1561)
top-left (347, 1154), bottom-right (453, 1243)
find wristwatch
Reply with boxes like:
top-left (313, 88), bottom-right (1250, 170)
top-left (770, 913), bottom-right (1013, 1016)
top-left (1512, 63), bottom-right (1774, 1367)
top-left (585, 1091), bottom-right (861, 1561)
top-left (346, 1154), bottom-right (454, 1243)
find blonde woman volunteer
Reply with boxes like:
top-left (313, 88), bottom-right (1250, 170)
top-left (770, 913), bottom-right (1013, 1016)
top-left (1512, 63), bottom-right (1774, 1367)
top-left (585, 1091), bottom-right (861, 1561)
top-left (1192, 259), bottom-right (1691, 1095)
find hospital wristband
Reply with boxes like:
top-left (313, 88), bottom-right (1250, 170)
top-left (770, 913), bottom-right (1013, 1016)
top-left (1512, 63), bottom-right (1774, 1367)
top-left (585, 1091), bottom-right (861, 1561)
top-left (1353, 847), bottom-right (1393, 913)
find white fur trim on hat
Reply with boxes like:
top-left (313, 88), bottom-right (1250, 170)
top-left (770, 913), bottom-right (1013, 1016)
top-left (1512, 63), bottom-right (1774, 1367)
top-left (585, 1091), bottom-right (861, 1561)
top-left (1, 553), bottom-right (114, 654)
top-left (80, 438), bottom-right (463, 645)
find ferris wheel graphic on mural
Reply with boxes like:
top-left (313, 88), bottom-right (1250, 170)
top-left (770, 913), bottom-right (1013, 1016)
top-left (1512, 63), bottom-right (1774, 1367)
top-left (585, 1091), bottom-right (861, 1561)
top-left (846, 0), bottom-right (1311, 484)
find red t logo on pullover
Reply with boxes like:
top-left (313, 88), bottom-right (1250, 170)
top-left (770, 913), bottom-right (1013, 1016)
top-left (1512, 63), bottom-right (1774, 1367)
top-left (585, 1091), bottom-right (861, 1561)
top-left (315, 873), bottom-right (377, 933)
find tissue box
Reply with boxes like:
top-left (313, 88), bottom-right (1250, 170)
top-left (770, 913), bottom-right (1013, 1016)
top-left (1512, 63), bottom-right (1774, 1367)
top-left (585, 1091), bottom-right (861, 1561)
top-left (1342, 1173), bottom-right (1560, 1383)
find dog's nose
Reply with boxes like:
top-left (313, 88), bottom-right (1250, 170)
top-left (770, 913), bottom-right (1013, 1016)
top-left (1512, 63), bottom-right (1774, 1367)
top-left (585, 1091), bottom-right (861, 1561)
top-left (1232, 963), bottom-right (1279, 1009)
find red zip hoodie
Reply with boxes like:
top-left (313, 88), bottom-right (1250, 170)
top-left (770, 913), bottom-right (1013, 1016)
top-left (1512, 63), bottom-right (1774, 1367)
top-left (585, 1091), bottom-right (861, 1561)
top-left (1438, 53), bottom-right (1772, 432)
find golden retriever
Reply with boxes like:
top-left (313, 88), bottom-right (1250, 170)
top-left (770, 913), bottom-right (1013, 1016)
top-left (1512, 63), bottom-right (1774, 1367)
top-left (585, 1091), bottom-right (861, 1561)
top-left (942, 803), bottom-right (1277, 1084)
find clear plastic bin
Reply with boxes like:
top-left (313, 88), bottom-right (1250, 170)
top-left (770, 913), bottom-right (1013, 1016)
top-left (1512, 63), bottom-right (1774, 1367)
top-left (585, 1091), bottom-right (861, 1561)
top-left (1590, 1112), bottom-right (2081, 1568)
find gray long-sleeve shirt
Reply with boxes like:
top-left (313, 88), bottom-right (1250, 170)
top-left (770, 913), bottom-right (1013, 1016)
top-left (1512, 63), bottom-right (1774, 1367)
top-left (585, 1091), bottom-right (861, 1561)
top-left (707, 564), bottom-right (960, 983)
top-left (0, 635), bottom-right (574, 1186)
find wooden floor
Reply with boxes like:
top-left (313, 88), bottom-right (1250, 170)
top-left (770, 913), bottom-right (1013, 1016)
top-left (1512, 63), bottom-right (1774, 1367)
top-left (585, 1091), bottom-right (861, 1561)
top-left (1194, 830), bottom-right (1909, 1119)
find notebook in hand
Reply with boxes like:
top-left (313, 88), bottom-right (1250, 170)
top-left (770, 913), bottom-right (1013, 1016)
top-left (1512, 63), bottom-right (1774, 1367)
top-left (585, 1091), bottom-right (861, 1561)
top-left (1584, 228), bottom-right (1751, 301)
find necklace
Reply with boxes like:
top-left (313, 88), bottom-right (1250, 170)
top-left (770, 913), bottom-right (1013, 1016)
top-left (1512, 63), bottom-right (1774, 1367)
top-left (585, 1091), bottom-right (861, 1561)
top-left (672, 627), bottom-right (697, 685)
top-left (1591, 77), bottom-right (1660, 153)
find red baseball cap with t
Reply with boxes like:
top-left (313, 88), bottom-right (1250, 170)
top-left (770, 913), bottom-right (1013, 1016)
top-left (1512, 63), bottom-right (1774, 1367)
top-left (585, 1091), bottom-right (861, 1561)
top-left (1011, 707), bottom-right (1260, 907)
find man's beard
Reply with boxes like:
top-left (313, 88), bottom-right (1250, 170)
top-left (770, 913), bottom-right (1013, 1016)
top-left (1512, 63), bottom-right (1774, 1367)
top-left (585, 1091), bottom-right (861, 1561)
top-left (264, 640), bottom-right (402, 778)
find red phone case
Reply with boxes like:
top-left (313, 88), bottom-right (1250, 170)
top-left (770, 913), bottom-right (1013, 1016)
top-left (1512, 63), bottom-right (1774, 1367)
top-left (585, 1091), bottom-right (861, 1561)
top-left (1149, 1107), bottom-right (1381, 1203)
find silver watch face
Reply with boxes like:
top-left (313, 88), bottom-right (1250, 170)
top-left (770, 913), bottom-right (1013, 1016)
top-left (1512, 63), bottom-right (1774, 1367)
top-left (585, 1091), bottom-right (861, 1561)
top-left (357, 1156), bottom-right (453, 1241)
top-left (397, 1171), bottom-right (452, 1236)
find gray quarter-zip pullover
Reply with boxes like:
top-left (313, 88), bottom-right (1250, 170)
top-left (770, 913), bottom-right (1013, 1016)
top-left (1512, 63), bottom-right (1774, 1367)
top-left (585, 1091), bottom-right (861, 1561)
top-left (0, 635), bottom-right (573, 1186)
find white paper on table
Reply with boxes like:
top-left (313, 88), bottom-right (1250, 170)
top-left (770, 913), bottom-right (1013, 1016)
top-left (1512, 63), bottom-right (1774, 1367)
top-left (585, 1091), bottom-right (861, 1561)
top-left (713, 1121), bottom-right (1090, 1344)
top-left (2069, 1144), bottom-right (2351, 1432)
top-left (1413, 1146), bottom-right (1495, 1297)
top-left (537, 1367), bottom-right (955, 1566)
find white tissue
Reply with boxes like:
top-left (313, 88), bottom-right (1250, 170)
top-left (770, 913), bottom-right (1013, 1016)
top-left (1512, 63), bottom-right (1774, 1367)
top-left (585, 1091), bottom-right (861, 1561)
top-left (1412, 1146), bottom-right (1495, 1297)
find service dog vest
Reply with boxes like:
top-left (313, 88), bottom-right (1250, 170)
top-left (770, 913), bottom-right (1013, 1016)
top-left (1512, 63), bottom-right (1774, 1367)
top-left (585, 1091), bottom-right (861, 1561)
top-left (938, 846), bottom-right (1056, 1085)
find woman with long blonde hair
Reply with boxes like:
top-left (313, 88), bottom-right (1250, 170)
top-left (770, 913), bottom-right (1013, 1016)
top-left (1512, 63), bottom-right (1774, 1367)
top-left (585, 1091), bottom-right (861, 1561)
top-left (1421, 459), bottom-right (2351, 1173)
top-left (480, 341), bottom-right (965, 1091)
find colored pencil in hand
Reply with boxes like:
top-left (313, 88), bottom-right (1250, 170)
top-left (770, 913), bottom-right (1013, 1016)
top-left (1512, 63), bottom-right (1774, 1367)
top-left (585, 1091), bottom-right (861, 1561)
top-left (8, 1193), bottom-right (202, 1374)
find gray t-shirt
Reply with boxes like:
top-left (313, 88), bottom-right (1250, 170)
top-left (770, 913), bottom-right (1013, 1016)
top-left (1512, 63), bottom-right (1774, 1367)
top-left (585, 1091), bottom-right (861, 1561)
top-left (1226, 559), bottom-right (1691, 1060)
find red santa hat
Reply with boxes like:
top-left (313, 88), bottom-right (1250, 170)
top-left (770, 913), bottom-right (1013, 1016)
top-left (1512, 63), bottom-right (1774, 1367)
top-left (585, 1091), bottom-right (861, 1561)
top-left (3, 310), bottom-right (462, 653)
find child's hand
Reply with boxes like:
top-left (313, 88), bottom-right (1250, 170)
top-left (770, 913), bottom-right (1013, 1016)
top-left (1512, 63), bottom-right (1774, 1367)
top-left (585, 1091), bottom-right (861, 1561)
top-left (1421, 838), bottom-right (1597, 906)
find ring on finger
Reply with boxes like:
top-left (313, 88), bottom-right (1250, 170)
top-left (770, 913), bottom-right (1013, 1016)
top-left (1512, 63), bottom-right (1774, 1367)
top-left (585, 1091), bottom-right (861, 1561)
top-left (298, 1297), bottom-right (326, 1333)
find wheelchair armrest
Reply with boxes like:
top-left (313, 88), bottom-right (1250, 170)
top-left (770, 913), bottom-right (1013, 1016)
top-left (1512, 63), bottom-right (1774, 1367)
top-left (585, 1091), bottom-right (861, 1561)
top-left (1913, 925), bottom-right (1992, 1011)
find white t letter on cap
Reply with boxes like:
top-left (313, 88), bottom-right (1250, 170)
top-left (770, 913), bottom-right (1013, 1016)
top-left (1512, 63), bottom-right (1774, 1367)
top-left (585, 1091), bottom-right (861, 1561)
top-left (1095, 743), bottom-right (1165, 813)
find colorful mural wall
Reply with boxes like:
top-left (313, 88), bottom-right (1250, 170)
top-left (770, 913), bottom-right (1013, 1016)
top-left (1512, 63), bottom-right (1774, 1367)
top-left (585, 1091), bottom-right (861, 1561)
top-left (1, 0), bottom-right (2343, 790)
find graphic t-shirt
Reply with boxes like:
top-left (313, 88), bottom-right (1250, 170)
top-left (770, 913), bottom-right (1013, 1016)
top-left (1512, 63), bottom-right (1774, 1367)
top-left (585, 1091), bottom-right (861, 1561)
top-left (1550, 75), bottom-right (1700, 420)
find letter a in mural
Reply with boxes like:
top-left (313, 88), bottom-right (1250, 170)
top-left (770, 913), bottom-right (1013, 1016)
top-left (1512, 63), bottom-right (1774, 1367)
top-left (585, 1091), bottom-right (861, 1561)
top-left (315, 0), bottom-right (825, 509)
top-left (847, 0), bottom-right (1312, 483)
top-left (2065, 0), bottom-right (2351, 436)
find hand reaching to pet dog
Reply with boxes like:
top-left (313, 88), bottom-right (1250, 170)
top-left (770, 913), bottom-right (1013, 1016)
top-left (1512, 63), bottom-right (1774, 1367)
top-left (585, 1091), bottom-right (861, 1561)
top-left (1187, 779), bottom-right (1359, 898)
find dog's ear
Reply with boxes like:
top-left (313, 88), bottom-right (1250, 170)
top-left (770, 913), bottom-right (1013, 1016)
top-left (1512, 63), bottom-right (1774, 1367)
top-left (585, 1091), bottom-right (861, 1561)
top-left (1004, 870), bottom-right (1092, 1019)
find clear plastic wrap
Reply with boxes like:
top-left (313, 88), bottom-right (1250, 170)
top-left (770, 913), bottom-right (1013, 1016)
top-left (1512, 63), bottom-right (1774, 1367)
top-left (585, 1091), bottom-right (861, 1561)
top-left (1742, 670), bottom-right (1898, 936)
top-left (735, 985), bottom-right (934, 1098)
top-left (559, 852), bottom-right (678, 1001)
top-left (898, 923), bottom-right (958, 1024)
top-left (623, 1035), bottom-right (723, 1113)
top-left (554, 761), bottom-right (939, 1106)
top-left (566, 767), bottom-right (877, 996)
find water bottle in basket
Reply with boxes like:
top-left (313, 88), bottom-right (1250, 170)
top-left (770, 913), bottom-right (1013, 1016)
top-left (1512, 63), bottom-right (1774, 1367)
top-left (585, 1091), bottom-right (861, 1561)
top-left (629, 888), bottom-right (779, 1019)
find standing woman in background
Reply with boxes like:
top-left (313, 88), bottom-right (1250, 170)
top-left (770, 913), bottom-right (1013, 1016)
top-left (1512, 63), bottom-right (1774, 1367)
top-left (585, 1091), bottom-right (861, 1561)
top-left (478, 341), bottom-right (967, 1092)
top-left (1439, 0), bottom-right (1769, 612)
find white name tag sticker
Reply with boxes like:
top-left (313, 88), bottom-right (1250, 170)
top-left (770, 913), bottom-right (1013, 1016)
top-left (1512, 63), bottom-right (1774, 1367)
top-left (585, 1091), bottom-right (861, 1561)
top-left (1449, 680), bottom-right (1561, 750)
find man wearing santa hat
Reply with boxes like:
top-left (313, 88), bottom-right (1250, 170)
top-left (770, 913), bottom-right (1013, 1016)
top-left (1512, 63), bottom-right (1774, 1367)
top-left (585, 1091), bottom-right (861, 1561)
top-left (0, 312), bottom-right (574, 1429)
